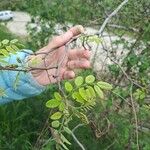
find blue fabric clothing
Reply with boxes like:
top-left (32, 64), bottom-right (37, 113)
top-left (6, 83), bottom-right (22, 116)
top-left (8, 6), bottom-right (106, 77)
top-left (0, 50), bottom-right (45, 105)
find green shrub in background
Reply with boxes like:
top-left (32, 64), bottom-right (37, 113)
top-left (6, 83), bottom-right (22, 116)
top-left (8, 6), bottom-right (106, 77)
top-left (0, 0), bottom-right (150, 149)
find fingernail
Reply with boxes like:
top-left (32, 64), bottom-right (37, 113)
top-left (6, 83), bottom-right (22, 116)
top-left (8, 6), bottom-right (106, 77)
top-left (76, 25), bottom-right (85, 33)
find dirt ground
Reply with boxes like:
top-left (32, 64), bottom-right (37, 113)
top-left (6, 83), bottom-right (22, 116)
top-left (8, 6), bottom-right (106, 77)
top-left (7, 11), bottom-right (31, 36)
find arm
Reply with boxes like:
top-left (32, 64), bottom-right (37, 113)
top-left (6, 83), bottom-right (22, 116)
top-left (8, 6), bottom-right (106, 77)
top-left (0, 25), bottom-right (91, 105)
top-left (0, 50), bottom-right (45, 105)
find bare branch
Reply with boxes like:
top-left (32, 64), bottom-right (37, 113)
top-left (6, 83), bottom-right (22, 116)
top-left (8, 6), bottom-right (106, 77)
top-left (71, 124), bottom-right (85, 150)
top-left (98, 0), bottom-right (129, 35)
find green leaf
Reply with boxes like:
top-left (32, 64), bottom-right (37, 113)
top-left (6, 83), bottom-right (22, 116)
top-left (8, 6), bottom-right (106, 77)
top-left (10, 39), bottom-right (19, 44)
top-left (85, 88), bottom-right (92, 99)
top-left (74, 76), bottom-right (83, 86)
top-left (60, 142), bottom-right (69, 150)
top-left (54, 92), bottom-right (62, 101)
top-left (2, 39), bottom-right (9, 45)
top-left (11, 45), bottom-right (19, 51)
top-left (72, 92), bottom-right (84, 103)
top-left (63, 127), bottom-right (72, 135)
top-left (13, 71), bottom-right (20, 90)
top-left (134, 89), bottom-right (146, 100)
top-left (46, 99), bottom-right (61, 108)
top-left (87, 35), bottom-right (102, 44)
top-left (97, 81), bottom-right (113, 90)
top-left (94, 85), bottom-right (104, 99)
top-left (60, 134), bottom-right (71, 145)
top-left (87, 86), bottom-right (96, 98)
top-left (50, 112), bottom-right (62, 120)
top-left (0, 49), bottom-right (9, 56)
top-left (51, 120), bottom-right (60, 128)
top-left (29, 57), bottom-right (40, 66)
top-left (65, 82), bottom-right (73, 92)
top-left (79, 112), bottom-right (89, 124)
top-left (79, 87), bottom-right (87, 100)
top-left (59, 102), bottom-right (65, 111)
top-left (85, 75), bottom-right (95, 84)
top-left (5, 46), bottom-right (13, 52)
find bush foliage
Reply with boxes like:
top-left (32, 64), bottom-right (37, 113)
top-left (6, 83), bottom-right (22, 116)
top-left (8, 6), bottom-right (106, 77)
top-left (0, 0), bottom-right (150, 150)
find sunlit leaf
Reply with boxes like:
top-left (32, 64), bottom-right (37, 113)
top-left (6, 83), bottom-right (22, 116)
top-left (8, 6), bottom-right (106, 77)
top-left (51, 120), bottom-right (60, 128)
top-left (10, 39), bottom-right (19, 44)
top-left (87, 35), bottom-right (102, 44)
top-left (97, 81), bottom-right (113, 90)
top-left (59, 102), bottom-right (65, 111)
top-left (11, 45), bottom-right (19, 51)
top-left (2, 39), bottom-right (9, 45)
top-left (94, 85), bottom-right (104, 99)
top-left (54, 92), bottom-right (62, 101)
top-left (72, 92), bottom-right (84, 103)
top-left (79, 112), bottom-right (89, 124)
top-left (46, 99), bottom-right (61, 108)
top-left (85, 75), bottom-right (95, 84)
top-left (0, 49), bottom-right (9, 56)
top-left (65, 82), bottom-right (73, 92)
top-left (50, 112), bottom-right (62, 120)
top-left (5, 46), bottom-right (13, 52)
top-left (86, 88), bottom-right (92, 99)
top-left (79, 87), bottom-right (87, 100)
top-left (87, 86), bottom-right (96, 98)
top-left (74, 76), bottom-right (83, 86)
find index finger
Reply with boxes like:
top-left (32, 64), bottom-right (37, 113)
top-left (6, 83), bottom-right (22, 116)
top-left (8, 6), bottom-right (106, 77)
top-left (48, 25), bottom-right (84, 49)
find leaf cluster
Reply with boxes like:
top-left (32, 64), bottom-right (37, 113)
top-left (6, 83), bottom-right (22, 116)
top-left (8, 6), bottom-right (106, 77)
top-left (46, 75), bottom-right (112, 149)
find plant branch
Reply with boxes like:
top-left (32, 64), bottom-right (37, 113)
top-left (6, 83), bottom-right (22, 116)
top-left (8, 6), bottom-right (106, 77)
top-left (71, 124), bottom-right (85, 150)
top-left (97, 0), bottom-right (129, 35)
top-left (130, 84), bottom-right (139, 150)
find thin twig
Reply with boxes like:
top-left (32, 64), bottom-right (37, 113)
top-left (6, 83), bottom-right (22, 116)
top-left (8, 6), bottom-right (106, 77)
top-left (130, 84), bottom-right (139, 150)
top-left (71, 124), bottom-right (85, 150)
top-left (98, 0), bottom-right (129, 35)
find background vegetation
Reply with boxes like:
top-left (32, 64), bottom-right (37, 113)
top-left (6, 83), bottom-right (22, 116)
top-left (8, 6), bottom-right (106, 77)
top-left (0, 0), bottom-right (149, 150)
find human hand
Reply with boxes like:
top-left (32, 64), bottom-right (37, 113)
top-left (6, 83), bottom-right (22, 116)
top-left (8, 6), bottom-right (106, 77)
top-left (28, 25), bottom-right (91, 86)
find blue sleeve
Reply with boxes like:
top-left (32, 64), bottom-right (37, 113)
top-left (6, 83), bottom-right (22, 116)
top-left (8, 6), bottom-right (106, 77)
top-left (0, 50), bottom-right (46, 105)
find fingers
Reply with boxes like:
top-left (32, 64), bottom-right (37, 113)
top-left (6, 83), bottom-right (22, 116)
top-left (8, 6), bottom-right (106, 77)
top-left (68, 49), bottom-right (91, 60)
top-left (62, 70), bottom-right (75, 80)
top-left (48, 25), bottom-right (84, 49)
top-left (67, 59), bottom-right (91, 69)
